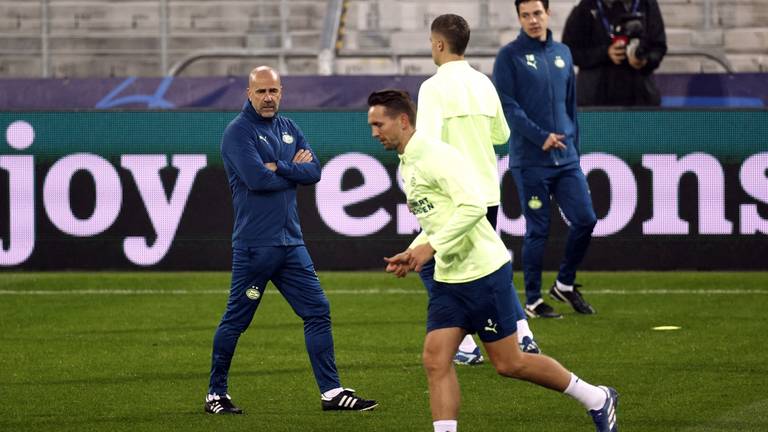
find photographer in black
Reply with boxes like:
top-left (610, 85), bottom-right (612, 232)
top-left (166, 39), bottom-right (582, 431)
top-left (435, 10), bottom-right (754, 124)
top-left (562, 0), bottom-right (667, 106)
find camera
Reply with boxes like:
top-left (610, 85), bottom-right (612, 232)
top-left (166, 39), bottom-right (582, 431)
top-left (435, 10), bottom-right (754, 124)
top-left (612, 12), bottom-right (647, 59)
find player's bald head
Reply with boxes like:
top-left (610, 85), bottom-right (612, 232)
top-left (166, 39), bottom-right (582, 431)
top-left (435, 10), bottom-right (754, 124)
top-left (247, 66), bottom-right (282, 118)
top-left (249, 66), bottom-right (280, 87)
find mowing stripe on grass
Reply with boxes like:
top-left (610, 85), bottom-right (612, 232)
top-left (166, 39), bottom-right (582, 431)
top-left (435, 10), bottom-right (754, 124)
top-left (0, 288), bottom-right (766, 295)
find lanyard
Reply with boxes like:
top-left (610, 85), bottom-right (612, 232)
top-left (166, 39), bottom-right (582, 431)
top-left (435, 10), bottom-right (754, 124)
top-left (596, 0), bottom-right (640, 37)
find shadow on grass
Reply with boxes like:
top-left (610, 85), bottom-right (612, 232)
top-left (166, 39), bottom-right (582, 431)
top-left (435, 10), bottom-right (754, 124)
top-left (7, 361), bottom-right (424, 387)
top-left (0, 318), bottom-right (424, 339)
top-left (0, 411), bottom-right (230, 428)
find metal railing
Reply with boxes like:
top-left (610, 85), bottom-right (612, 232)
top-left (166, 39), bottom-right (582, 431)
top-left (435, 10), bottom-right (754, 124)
top-left (168, 47), bottom-right (735, 76)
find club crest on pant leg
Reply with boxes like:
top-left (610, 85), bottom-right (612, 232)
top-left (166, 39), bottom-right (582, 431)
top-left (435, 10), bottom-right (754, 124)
top-left (245, 286), bottom-right (261, 300)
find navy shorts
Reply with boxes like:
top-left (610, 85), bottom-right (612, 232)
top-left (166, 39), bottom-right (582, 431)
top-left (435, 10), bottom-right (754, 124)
top-left (426, 262), bottom-right (518, 343)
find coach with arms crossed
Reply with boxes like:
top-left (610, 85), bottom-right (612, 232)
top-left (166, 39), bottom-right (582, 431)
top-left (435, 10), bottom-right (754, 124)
top-left (204, 66), bottom-right (377, 415)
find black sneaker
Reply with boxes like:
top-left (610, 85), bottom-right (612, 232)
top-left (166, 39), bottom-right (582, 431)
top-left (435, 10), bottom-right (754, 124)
top-left (321, 388), bottom-right (378, 411)
top-left (549, 282), bottom-right (596, 314)
top-left (525, 299), bottom-right (562, 319)
top-left (204, 393), bottom-right (243, 415)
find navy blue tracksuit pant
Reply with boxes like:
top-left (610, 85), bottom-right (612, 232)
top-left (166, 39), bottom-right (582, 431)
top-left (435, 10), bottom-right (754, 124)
top-left (510, 161), bottom-right (597, 306)
top-left (209, 245), bottom-right (340, 395)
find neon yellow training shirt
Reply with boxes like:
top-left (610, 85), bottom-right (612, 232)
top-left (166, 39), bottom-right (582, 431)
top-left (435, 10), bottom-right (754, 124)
top-left (401, 131), bottom-right (511, 283)
top-left (416, 60), bottom-right (511, 207)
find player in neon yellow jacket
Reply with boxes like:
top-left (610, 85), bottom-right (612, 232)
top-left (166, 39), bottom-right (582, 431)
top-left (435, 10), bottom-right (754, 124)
top-left (367, 89), bottom-right (619, 432)
top-left (416, 13), bottom-right (538, 364)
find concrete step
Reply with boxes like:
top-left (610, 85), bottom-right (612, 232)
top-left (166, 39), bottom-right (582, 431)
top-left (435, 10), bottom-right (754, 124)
top-left (0, 35), bottom-right (40, 51)
top-left (47, 34), bottom-right (160, 52)
top-left (0, 55), bottom-right (41, 78)
top-left (725, 53), bottom-right (768, 72)
top-left (659, 2), bottom-right (705, 29)
top-left (716, 1), bottom-right (768, 28)
top-left (724, 27), bottom-right (768, 52)
top-left (48, 1), bottom-right (159, 32)
top-left (51, 53), bottom-right (160, 77)
top-left (0, 2), bottom-right (41, 31)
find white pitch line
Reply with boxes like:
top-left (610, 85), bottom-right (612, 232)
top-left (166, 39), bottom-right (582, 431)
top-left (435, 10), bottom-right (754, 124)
top-left (0, 289), bottom-right (229, 295)
top-left (0, 288), bottom-right (766, 296)
top-left (597, 289), bottom-right (768, 294)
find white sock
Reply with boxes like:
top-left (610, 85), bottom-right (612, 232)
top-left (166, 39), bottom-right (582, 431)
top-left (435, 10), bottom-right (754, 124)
top-left (458, 334), bottom-right (477, 352)
top-left (564, 373), bottom-right (607, 410)
top-left (515, 319), bottom-right (534, 343)
top-left (433, 420), bottom-right (457, 432)
top-left (321, 387), bottom-right (344, 399)
top-left (556, 280), bottom-right (574, 292)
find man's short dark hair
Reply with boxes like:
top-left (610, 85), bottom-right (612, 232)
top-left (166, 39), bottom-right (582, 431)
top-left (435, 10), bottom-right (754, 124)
top-left (430, 14), bottom-right (470, 56)
top-left (515, 0), bottom-right (549, 14)
top-left (367, 89), bottom-right (417, 127)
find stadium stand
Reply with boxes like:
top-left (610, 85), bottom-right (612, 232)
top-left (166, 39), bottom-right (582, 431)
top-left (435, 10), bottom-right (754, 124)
top-left (0, 0), bottom-right (328, 77)
top-left (0, 0), bottom-right (765, 77)
top-left (339, 0), bottom-right (768, 74)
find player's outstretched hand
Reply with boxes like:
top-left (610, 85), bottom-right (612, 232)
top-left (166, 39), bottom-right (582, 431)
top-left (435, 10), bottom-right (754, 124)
top-left (384, 250), bottom-right (412, 278)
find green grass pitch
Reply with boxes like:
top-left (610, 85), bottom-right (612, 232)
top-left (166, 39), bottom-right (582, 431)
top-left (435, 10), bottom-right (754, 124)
top-left (1, 271), bottom-right (767, 431)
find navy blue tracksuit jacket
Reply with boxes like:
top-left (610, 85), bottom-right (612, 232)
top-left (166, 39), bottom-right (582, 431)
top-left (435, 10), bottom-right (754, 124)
top-left (494, 29), bottom-right (580, 168)
top-left (221, 100), bottom-right (321, 247)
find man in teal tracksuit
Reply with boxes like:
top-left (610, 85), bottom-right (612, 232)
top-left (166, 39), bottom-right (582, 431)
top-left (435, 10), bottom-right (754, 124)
top-left (367, 89), bottom-right (618, 432)
top-left (493, 0), bottom-right (598, 319)
top-left (205, 66), bottom-right (376, 414)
